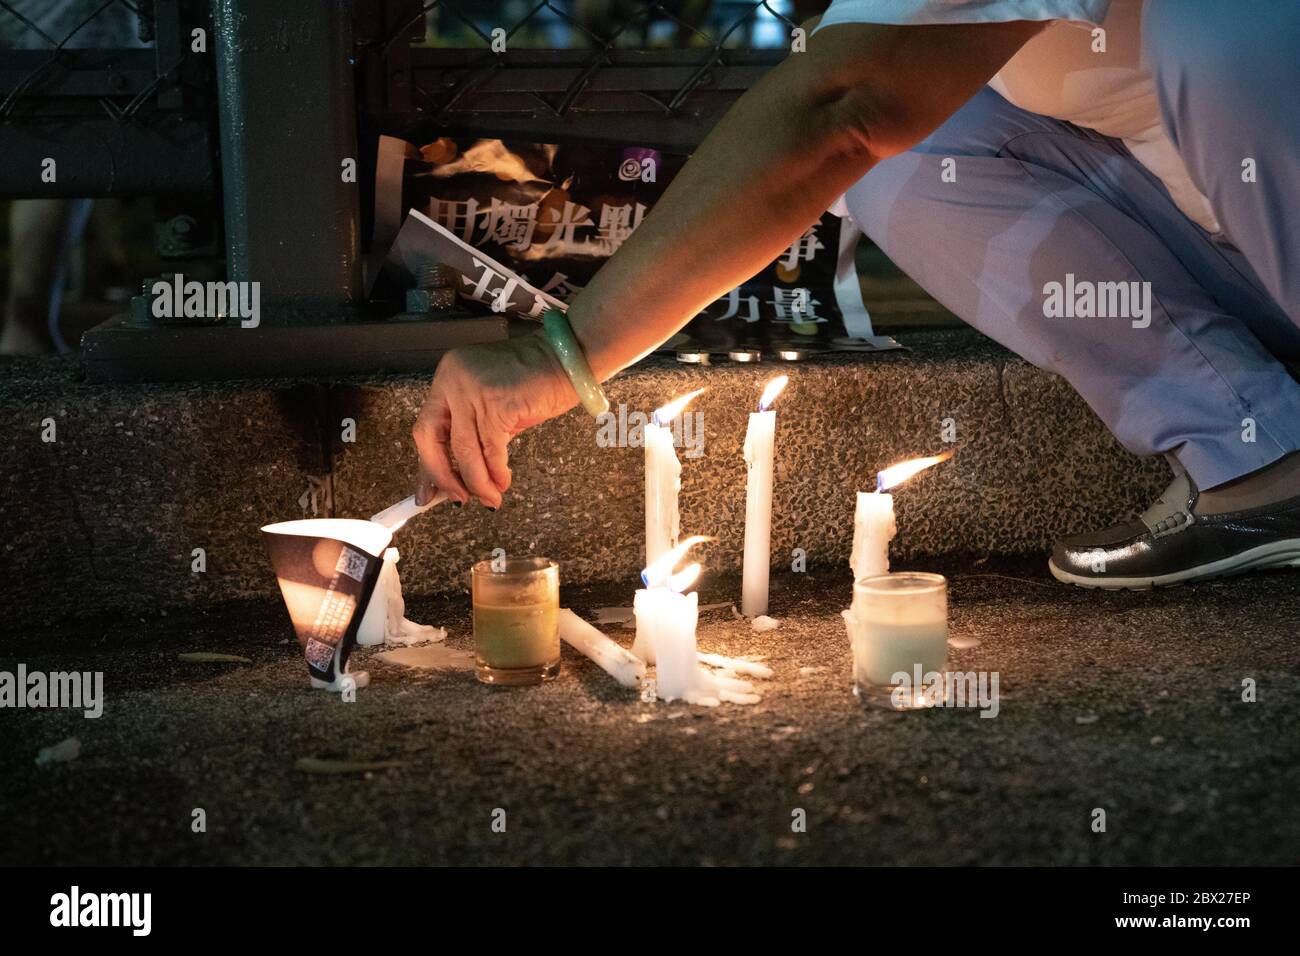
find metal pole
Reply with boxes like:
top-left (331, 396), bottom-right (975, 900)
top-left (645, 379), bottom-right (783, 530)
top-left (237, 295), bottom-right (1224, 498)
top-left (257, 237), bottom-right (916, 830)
top-left (211, 0), bottom-right (362, 308)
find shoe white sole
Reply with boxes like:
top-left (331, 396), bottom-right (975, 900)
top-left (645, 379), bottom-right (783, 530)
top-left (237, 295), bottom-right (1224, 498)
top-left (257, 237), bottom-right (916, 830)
top-left (1048, 539), bottom-right (1300, 590)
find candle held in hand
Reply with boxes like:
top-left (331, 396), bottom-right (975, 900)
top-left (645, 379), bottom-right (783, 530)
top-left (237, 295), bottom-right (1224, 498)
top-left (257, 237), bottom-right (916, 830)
top-left (645, 389), bottom-right (703, 567)
top-left (741, 375), bottom-right (787, 618)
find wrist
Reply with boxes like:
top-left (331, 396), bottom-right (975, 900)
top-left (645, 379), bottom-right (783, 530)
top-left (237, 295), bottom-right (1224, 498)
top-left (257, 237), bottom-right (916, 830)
top-left (561, 299), bottom-right (608, 382)
top-left (535, 308), bottom-right (610, 418)
top-left (521, 331), bottom-right (572, 394)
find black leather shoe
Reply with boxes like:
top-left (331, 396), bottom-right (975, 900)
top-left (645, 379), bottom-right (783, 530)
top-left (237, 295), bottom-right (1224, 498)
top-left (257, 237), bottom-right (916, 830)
top-left (1049, 473), bottom-right (1300, 589)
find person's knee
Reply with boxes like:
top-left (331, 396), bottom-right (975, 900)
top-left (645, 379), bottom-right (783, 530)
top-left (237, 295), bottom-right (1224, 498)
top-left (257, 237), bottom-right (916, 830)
top-left (909, 86), bottom-right (1042, 157)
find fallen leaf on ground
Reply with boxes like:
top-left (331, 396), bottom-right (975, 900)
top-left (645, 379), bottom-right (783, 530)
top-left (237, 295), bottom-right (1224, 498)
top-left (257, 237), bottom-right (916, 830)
top-left (294, 757), bottom-right (403, 775)
top-left (178, 652), bottom-right (253, 664)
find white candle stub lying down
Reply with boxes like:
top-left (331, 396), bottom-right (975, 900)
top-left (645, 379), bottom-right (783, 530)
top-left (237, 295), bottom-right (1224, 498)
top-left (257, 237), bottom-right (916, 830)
top-left (561, 609), bottom-right (768, 694)
top-left (696, 653), bottom-right (775, 680)
top-left (558, 609), bottom-right (645, 689)
top-left (356, 547), bottom-right (447, 647)
top-left (632, 537), bottom-right (763, 707)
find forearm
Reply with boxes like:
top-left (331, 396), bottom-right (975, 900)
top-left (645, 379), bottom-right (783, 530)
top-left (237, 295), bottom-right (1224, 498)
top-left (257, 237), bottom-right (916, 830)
top-left (566, 58), bottom-right (869, 379)
top-left (564, 20), bottom-right (1044, 380)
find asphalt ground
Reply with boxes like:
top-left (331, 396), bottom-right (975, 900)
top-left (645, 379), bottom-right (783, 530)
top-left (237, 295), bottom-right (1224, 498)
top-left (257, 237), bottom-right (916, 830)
top-left (3, 557), bottom-right (1297, 866)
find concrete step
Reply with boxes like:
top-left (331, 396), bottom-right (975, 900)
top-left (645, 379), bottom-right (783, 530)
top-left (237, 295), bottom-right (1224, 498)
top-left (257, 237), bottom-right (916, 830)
top-left (0, 328), bottom-right (1169, 627)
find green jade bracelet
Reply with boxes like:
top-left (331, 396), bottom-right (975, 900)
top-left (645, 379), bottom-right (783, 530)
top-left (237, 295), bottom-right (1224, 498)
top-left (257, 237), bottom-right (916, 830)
top-left (538, 307), bottom-right (610, 418)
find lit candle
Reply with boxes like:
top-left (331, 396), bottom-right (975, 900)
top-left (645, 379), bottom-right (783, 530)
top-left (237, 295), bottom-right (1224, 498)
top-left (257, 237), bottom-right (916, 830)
top-left (741, 375), bottom-right (788, 618)
top-left (558, 608), bottom-right (646, 689)
top-left (645, 389), bottom-right (704, 567)
top-left (632, 537), bottom-right (759, 706)
top-left (850, 452), bottom-right (953, 580)
top-left (631, 535), bottom-right (708, 666)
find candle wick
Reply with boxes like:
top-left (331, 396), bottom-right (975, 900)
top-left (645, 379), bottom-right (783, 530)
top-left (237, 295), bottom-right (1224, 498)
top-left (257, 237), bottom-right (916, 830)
top-left (876, 474), bottom-right (885, 493)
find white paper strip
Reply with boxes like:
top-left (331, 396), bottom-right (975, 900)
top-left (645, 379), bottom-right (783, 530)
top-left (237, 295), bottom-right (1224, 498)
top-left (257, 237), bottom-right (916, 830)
top-left (370, 492), bottom-right (448, 531)
top-left (833, 217), bottom-right (875, 339)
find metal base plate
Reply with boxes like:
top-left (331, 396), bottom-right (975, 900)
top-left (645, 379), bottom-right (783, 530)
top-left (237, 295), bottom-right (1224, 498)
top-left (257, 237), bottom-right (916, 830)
top-left (81, 309), bottom-right (508, 383)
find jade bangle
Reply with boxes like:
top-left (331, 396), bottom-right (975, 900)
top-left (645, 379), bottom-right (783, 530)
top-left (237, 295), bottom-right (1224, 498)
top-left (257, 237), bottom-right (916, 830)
top-left (539, 307), bottom-right (610, 418)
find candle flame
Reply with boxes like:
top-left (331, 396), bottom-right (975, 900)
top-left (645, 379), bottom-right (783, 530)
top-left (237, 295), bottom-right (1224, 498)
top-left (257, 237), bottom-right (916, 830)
top-left (667, 562), bottom-right (701, 593)
top-left (652, 388), bottom-right (705, 427)
top-left (876, 450), bottom-right (954, 491)
top-left (757, 374), bottom-right (789, 412)
top-left (641, 534), bottom-right (709, 589)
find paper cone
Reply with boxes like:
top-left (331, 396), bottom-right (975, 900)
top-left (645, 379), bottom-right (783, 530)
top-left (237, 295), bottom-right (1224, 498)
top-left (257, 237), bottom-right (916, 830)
top-left (261, 518), bottom-right (393, 685)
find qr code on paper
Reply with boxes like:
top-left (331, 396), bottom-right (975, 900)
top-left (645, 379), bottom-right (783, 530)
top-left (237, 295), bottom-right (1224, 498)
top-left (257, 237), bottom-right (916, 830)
top-left (305, 638), bottom-right (336, 669)
top-left (334, 546), bottom-right (368, 583)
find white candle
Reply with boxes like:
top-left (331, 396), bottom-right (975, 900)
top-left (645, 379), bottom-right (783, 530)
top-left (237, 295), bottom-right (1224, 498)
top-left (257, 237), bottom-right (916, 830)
top-left (558, 608), bottom-right (646, 689)
top-left (645, 389), bottom-right (703, 567)
top-left (356, 548), bottom-right (446, 647)
top-left (631, 536), bottom-right (760, 706)
top-left (741, 375), bottom-right (788, 618)
top-left (631, 535), bottom-right (707, 665)
top-left (356, 550), bottom-right (397, 646)
top-left (634, 584), bottom-right (699, 701)
top-left (850, 491), bottom-right (895, 581)
top-left (850, 452), bottom-right (954, 581)
top-left (369, 491), bottom-right (449, 531)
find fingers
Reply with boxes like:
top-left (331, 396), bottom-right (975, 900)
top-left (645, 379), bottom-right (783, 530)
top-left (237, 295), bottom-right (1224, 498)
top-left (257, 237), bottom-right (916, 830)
top-left (481, 430), bottom-right (512, 496)
top-left (414, 470), bottom-right (439, 507)
top-left (412, 400), bottom-right (469, 505)
top-left (449, 404), bottom-right (502, 509)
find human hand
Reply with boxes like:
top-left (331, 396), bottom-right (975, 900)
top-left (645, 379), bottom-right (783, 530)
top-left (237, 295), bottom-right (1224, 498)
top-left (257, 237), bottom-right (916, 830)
top-left (412, 334), bottom-right (578, 508)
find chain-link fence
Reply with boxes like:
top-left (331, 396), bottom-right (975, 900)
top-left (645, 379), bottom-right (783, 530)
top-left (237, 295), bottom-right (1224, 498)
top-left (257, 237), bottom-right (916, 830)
top-left (0, 1), bottom-right (811, 197)
top-left (0, 0), bottom-right (213, 196)
top-left (360, 0), bottom-right (818, 149)
top-left (420, 0), bottom-right (806, 49)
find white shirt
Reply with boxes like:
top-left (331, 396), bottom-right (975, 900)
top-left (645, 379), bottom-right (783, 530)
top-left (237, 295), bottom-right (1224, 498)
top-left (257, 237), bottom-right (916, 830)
top-left (817, 0), bottom-right (1220, 232)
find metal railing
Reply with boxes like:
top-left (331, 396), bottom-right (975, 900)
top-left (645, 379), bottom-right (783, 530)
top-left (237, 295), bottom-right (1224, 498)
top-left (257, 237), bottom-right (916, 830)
top-left (358, 0), bottom-right (808, 150)
top-left (5, 0), bottom-right (818, 373)
top-left (0, 0), bottom-right (214, 196)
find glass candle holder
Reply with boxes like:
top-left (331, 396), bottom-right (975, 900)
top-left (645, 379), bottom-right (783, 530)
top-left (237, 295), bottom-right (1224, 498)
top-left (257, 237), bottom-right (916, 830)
top-left (471, 556), bottom-right (560, 686)
top-left (845, 572), bottom-right (948, 710)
